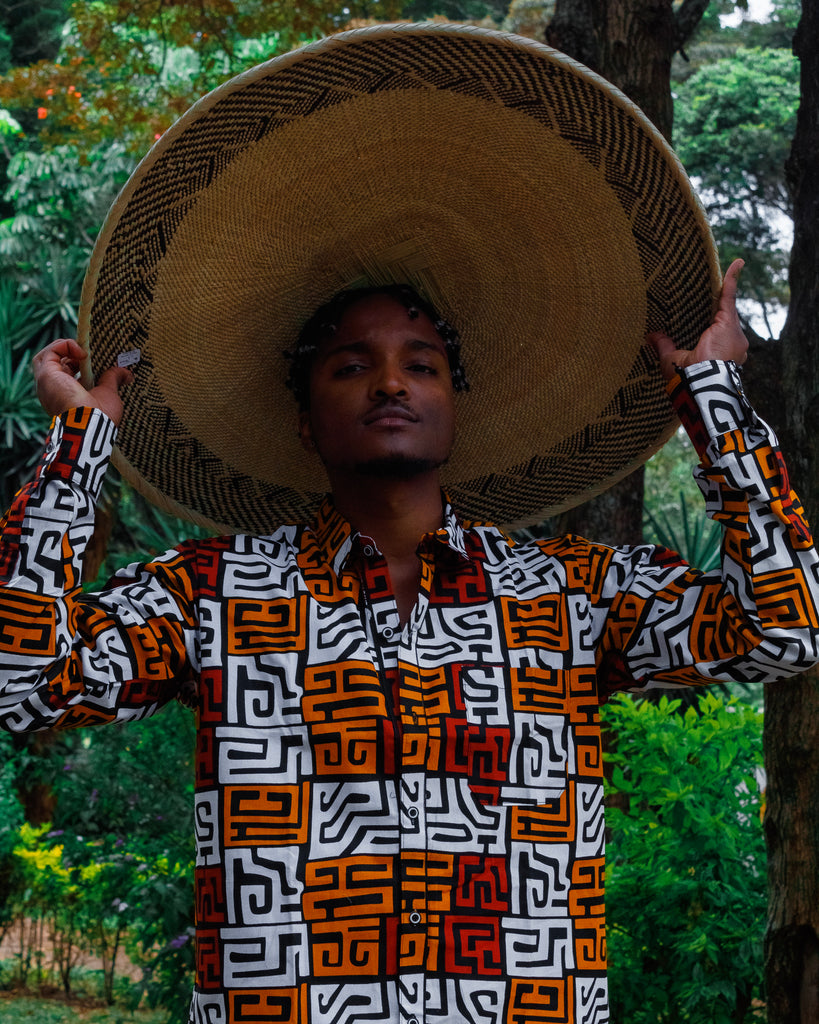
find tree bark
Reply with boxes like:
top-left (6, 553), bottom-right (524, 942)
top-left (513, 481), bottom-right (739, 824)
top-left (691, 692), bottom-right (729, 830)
top-left (545, 0), bottom-right (697, 544)
top-left (764, 0), bottom-right (819, 1017)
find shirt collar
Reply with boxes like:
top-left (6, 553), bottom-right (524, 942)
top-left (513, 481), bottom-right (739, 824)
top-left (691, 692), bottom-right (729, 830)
top-left (312, 494), bottom-right (471, 577)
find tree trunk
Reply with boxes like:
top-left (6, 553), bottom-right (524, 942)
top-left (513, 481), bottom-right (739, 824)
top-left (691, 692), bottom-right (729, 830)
top-left (13, 731), bottom-right (58, 825)
top-left (545, 0), bottom-right (688, 544)
top-left (764, 0), bottom-right (819, 1016)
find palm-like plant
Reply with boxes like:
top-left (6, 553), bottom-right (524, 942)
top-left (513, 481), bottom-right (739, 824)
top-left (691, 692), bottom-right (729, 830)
top-left (0, 279), bottom-right (50, 505)
top-left (643, 488), bottom-right (723, 572)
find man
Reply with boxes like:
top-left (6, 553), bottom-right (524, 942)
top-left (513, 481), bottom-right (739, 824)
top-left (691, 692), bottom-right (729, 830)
top-left (3, 21), bottom-right (819, 1024)
top-left (3, 256), bottom-right (819, 1024)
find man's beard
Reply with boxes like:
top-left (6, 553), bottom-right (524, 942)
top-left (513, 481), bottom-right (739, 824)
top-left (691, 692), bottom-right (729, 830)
top-left (353, 454), bottom-right (447, 480)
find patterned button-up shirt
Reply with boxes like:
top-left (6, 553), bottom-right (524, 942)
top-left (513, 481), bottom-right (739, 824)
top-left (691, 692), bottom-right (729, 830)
top-left (1, 361), bottom-right (818, 1024)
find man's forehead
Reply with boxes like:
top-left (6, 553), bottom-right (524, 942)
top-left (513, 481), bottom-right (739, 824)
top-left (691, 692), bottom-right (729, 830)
top-left (316, 294), bottom-right (446, 349)
top-left (317, 334), bottom-right (447, 358)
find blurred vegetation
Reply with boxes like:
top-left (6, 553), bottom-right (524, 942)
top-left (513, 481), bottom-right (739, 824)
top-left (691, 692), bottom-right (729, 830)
top-left (0, 996), bottom-right (166, 1024)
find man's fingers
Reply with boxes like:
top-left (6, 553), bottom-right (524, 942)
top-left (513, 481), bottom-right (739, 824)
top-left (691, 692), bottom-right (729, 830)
top-left (32, 339), bottom-right (133, 426)
top-left (96, 365), bottom-right (134, 393)
top-left (646, 331), bottom-right (685, 380)
top-left (34, 338), bottom-right (85, 366)
top-left (646, 331), bottom-right (674, 356)
top-left (719, 258), bottom-right (744, 310)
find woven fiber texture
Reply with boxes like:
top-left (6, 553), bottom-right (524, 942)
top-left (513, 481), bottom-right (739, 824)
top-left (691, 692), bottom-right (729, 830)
top-left (78, 22), bottom-right (721, 534)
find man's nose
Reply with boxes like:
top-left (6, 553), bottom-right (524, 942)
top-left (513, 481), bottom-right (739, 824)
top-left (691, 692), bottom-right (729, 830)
top-left (371, 361), bottom-right (408, 398)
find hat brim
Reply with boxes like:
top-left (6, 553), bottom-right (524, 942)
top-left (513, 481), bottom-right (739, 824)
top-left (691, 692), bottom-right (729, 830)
top-left (78, 22), bottom-right (721, 534)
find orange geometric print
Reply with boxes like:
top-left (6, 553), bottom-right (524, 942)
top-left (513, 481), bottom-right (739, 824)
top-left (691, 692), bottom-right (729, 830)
top-left (223, 785), bottom-right (309, 846)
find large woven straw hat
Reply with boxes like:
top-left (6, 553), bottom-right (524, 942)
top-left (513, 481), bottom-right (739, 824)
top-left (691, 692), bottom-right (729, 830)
top-left (79, 21), bottom-right (721, 534)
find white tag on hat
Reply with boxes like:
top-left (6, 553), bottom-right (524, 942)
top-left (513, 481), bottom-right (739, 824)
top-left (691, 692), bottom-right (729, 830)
top-left (117, 349), bottom-right (140, 368)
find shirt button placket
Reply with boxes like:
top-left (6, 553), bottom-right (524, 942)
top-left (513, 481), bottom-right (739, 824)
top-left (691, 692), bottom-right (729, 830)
top-left (398, 626), bottom-right (427, 1024)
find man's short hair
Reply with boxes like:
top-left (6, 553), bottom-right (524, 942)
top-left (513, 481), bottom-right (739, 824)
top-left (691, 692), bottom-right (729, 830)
top-left (285, 283), bottom-right (469, 410)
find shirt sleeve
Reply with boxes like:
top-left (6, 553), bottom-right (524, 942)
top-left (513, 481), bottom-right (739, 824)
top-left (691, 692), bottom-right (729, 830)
top-left (0, 407), bottom-right (199, 732)
top-left (597, 360), bottom-right (819, 693)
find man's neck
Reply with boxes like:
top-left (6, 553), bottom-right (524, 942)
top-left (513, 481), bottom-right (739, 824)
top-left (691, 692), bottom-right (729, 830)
top-left (328, 472), bottom-right (445, 561)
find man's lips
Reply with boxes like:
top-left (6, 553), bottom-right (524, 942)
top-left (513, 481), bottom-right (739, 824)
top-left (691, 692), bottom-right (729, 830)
top-left (363, 404), bottom-right (419, 426)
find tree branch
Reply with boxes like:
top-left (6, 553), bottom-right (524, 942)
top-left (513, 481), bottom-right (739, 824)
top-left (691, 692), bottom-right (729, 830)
top-left (674, 0), bottom-right (712, 50)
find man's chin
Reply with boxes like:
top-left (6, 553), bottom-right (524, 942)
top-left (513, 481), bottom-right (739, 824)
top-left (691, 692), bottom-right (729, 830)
top-left (353, 455), bottom-right (446, 480)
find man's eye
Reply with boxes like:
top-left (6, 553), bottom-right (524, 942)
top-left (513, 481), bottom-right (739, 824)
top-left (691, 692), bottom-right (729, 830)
top-left (334, 362), bottom-right (366, 376)
top-left (409, 363), bottom-right (437, 374)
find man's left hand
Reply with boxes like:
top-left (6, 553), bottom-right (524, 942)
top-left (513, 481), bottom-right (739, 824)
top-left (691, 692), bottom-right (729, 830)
top-left (649, 258), bottom-right (749, 381)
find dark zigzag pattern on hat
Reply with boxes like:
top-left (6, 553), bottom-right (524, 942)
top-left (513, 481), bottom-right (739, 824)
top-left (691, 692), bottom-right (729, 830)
top-left (452, 383), bottom-right (670, 525)
top-left (88, 30), bottom-right (714, 531)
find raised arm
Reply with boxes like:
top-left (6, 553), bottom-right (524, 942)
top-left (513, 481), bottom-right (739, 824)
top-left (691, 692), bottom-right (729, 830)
top-left (597, 259), bottom-right (819, 691)
top-left (0, 345), bottom-right (197, 732)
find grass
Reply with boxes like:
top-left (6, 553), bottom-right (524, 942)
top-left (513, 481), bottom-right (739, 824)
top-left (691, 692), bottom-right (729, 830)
top-left (0, 961), bottom-right (168, 1024)
top-left (0, 994), bottom-right (167, 1023)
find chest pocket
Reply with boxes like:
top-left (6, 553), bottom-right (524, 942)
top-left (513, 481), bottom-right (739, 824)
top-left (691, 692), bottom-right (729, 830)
top-left (457, 664), bottom-right (571, 807)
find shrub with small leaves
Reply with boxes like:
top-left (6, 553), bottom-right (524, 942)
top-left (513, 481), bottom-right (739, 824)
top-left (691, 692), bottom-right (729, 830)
top-left (603, 692), bottom-right (766, 1024)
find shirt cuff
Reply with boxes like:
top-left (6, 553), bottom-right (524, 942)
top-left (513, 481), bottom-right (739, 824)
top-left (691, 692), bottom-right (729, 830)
top-left (42, 407), bottom-right (117, 504)
top-left (666, 360), bottom-right (757, 458)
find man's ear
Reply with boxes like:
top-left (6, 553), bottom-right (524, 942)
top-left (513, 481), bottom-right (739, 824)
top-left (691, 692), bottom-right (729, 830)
top-left (297, 409), bottom-right (315, 452)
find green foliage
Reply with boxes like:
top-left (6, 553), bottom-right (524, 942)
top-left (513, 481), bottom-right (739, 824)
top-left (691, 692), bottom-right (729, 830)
top-left (644, 491), bottom-right (722, 573)
top-left (401, 0), bottom-right (508, 20)
top-left (0, 285), bottom-right (48, 474)
top-left (0, 731), bottom-right (25, 941)
top-left (122, 849), bottom-right (195, 1022)
top-left (676, 45), bottom-right (797, 212)
top-left (0, 143), bottom-right (134, 269)
top-left (0, 141), bottom-right (133, 507)
top-left (603, 692), bottom-right (766, 1023)
top-left (0, 996), bottom-right (165, 1023)
top-left (0, 105), bottom-right (19, 139)
top-left (0, 0), bottom-right (403, 152)
top-left (53, 704), bottom-right (195, 845)
top-left (2, 816), bottom-right (195, 1016)
top-left (723, 0), bottom-right (800, 49)
top-left (674, 46), bottom-right (799, 330)
top-left (9, 823), bottom-right (88, 992)
top-left (0, 2), bottom-right (69, 70)
top-left (50, 705), bottom-right (197, 1015)
top-left (0, 733), bottom-right (24, 862)
top-left (0, 280), bottom-right (50, 506)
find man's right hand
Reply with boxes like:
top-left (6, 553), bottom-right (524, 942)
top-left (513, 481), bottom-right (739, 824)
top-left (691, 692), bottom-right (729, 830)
top-left (33, 339), bottom-right (133, 428)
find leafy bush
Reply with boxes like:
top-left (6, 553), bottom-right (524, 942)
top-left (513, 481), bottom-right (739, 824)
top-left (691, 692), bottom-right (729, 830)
top-left (52, 703), bottom-right (195, 845)
top-left (11, 823), bottom-right (88, 993)
top-left (3, 824), bottom-right (194, 1017)
top-left (122, 847), bottom-right (196, 1023)
top-left (603, 692), bottom-right (766, 1023)
top-left (0, 732), bottom-right (25, 951)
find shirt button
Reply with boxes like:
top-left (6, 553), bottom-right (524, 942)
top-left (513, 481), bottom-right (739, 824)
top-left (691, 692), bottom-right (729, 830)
top-left (382, 627), bottom-right (394, 640)
top-left (409, 911), bottom-right (421, 925)
top-left (407, 806), bottom-right (419, 819)
top-left (408, 1018), bottom-right (419, 1024)
top-left (362, 544), bottom-right (375, 557)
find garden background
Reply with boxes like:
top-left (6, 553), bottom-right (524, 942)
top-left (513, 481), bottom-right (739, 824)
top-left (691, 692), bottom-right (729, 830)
top-left (0, 0), bottom-right (812, 1022)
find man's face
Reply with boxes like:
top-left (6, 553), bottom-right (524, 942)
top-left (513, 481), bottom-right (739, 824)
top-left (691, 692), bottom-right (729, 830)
top-left (299, 294), bottom-right (457, 484)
